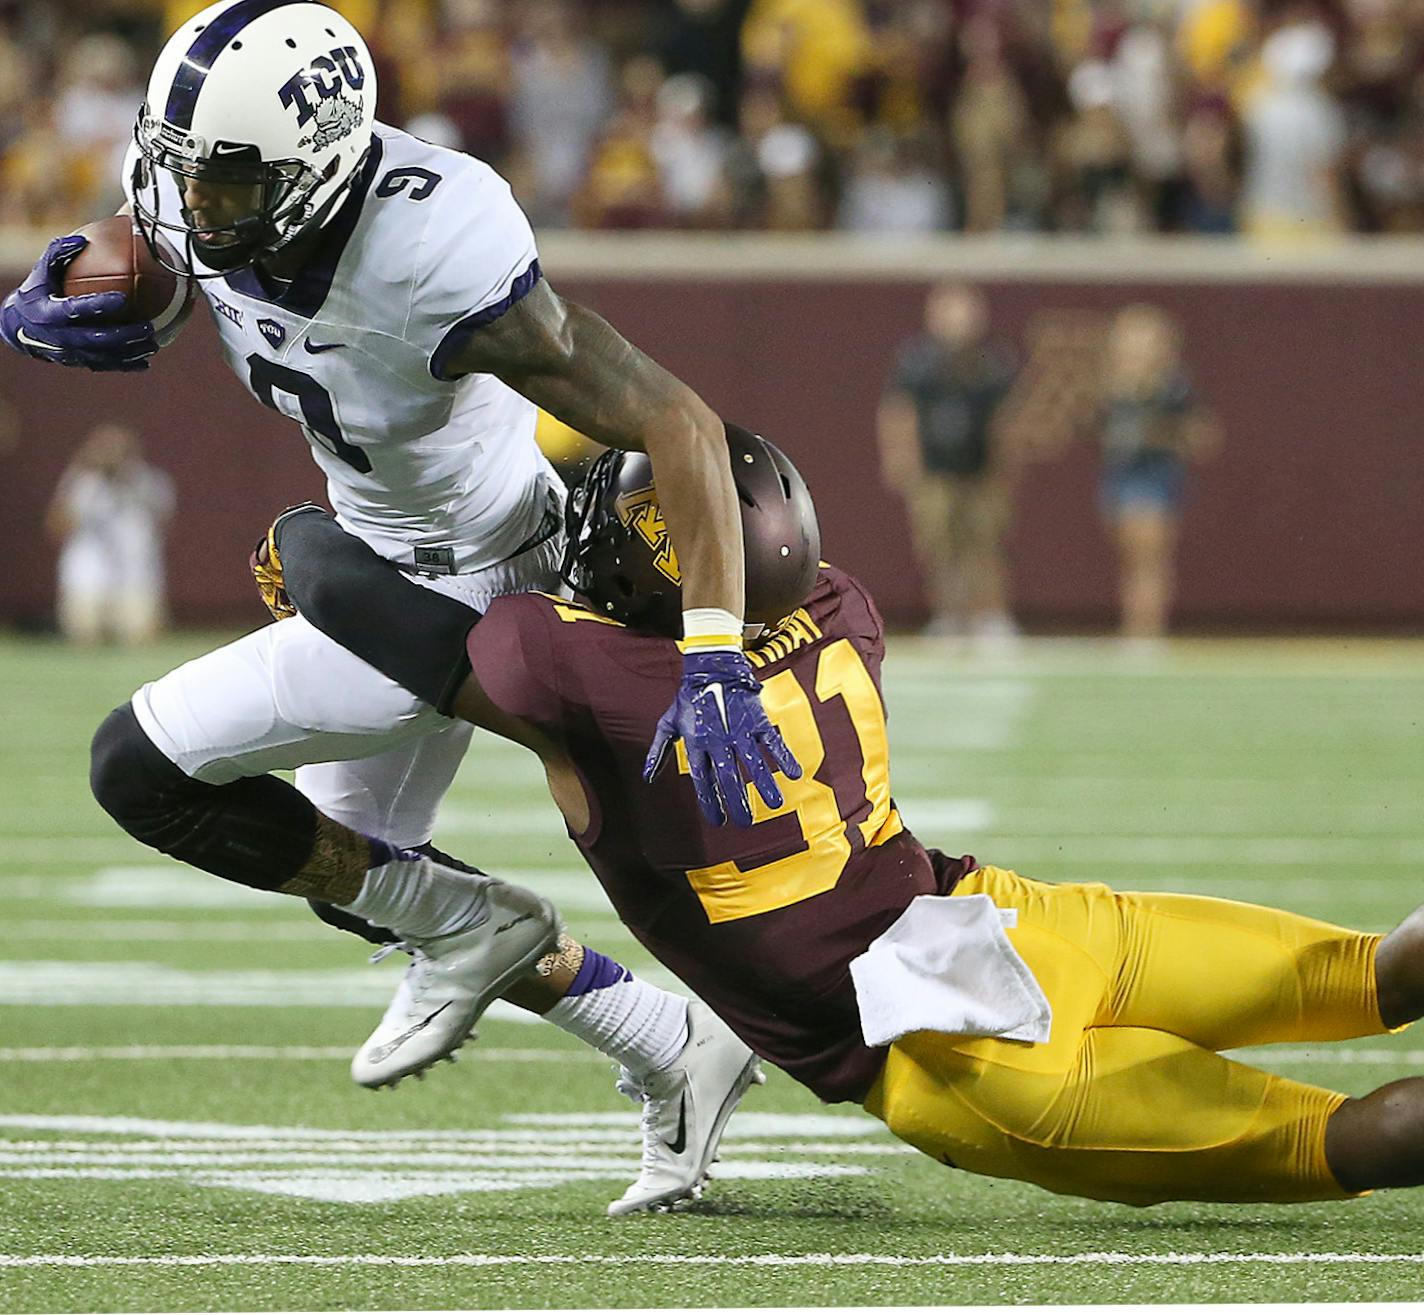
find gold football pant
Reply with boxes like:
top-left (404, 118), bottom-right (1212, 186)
top-left (863, 866), bottom-right (1388, 1205)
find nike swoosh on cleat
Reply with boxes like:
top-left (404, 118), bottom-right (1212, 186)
top-left (364, 1000), bottom-right (453, 1065)
top-left (303, 339), bottom-right (346, 354)
top-left (16, 328), bottom-right (62, 353)
top-left (663, 1094), bottom-right (688, 1156)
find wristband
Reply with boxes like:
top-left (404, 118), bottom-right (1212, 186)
top-left (682, 606), bottom-right (743, 651)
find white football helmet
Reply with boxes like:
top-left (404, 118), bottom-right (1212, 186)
top-left (132, 0), bottom-right (377, 276)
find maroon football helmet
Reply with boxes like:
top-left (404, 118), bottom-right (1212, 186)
top-left (561, 423), bottom-right (821, 635)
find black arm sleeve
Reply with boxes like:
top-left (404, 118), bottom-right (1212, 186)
top-left (274, 510), bottom-right (481, 714)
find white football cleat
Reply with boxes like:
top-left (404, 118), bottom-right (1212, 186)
top-left (607, 1000), bottom-right (765, 1216)
top-left (352, 876), bottom-right (558, 1089)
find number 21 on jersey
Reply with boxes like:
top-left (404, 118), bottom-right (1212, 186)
top-left (681, 638), bottom-right (902, 924)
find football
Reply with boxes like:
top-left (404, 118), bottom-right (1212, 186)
top-left (61, 215), bottom-right (195, 347)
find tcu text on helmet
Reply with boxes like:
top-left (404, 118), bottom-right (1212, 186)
top-left (278, 47), bottom-right (366, 128)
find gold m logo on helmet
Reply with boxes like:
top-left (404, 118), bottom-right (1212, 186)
top-left (614, 485), bottom-right (681, 586)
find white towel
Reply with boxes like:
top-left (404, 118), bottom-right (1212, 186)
top-left (849, 893), bottom-right (1052, 1047)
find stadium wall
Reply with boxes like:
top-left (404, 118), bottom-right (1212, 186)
top-left (0, 234), bottom-right (1421, 630)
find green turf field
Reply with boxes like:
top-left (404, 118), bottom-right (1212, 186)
top-left (3, 631), bottom-right (1424, 1310)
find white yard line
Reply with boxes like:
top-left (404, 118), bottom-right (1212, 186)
top-left (5, 921), bottom-right (335, 941)
top-left (1226, 1048), bottom-right (1424, 1066)
top-left (0, 1141), bottom-right (906, 1160)
top-left (0, 1045), bottom-right (599, 1063)
top-left (1, 1251), bottom-right (1422, 1269)
top-left (2, 842), bottom-right (173, 865)
top-left (0, 962), bottom-right (684, 1009)
top-left (0, 1111), bottom-right (880, 1140)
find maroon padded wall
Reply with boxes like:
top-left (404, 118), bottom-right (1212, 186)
top-left (1, 270), bottom-right (1421, 629)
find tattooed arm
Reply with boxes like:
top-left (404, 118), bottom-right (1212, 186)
top-left (444, 277), bottom-right (744, 622)
top-left (443, 276), bottom-right (799, 826)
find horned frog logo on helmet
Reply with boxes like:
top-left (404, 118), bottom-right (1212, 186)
top-left (298, 93), bottom-right (362, 151)
top-left (614, 486), bottom-right (681, 586)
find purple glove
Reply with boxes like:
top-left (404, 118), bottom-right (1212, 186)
top-left (0, 235), bottom-right (157, 372)
top-left (644, 648), bottom-right (802, 828)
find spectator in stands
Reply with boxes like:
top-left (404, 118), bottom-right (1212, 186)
top-left (1174, 103), bottom-right (1240, 234)
top-left (364, 0), bottom-right (438, 128)
top-left (1109, 10), bottom-right (1185, 229)
top-left (836, 127), bottom-right (952, 233)
top-left (507, 0), bottom-right (614, 226)
top-left (756, 119), bottom-right (829, 229)
top-left (574, 53), bottom-right (666, 229)
top-left (1052, 59), bottom-right (1143, 233)
top-left (45, 423), bottom-right (175, 647)
top-left (878, 282), bottom-right (1019, 645)
top-left (0, 23), bottom-right (33, 160)
top-left (860, 0), bottom-right (956, 133)
top-left (1356, 108), bottom-right (1424, 232)
top-left (1096, 303), bottom-right (1220, 642)
top-left (431, 0), bottom-right (511, 165)
top-left (1240, 14), bottom-right (1349, 239)
top-left (53, 31), bottom-right (142, 218)
top-left (1175, 0), bottom-right (1257, 101)
top-left (950, 13), bottom-right (1036, 233)
top-left (4, 83), bottom-right (119, 228)
top-left (650, 71), bottom-right (734, 228)
top-left (706, 80), bottom-right (784, 227)
top-left (741, 0), bottom-right (871, 145)
top-left (658, 0), bottom-right (750, 127)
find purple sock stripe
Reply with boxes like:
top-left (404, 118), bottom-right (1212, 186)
top-left (364, 835), bottom-right (412, 871)
top-left (566, 947), bottom-right (633, 997)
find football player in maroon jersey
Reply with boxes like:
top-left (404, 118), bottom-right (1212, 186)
top-left (270, 426), bottom-right (1424, 1210)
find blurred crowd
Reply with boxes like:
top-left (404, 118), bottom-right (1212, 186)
top-left (5, 0), bottom-right (1424, 237)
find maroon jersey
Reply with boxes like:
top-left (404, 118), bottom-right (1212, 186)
top-left (468, 567), bottom-right (972, 1103)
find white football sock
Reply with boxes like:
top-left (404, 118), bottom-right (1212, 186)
top-left (546, 959), bottom-right (689, 1079)
top-left (339, 855), bottom-right (489, 941)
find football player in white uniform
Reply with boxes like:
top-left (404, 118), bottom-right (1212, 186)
top-left (1, 0), bottom-right (788, 1212)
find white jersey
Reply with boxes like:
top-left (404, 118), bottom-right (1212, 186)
top-left (125, 123), bottom-right (557, 573)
